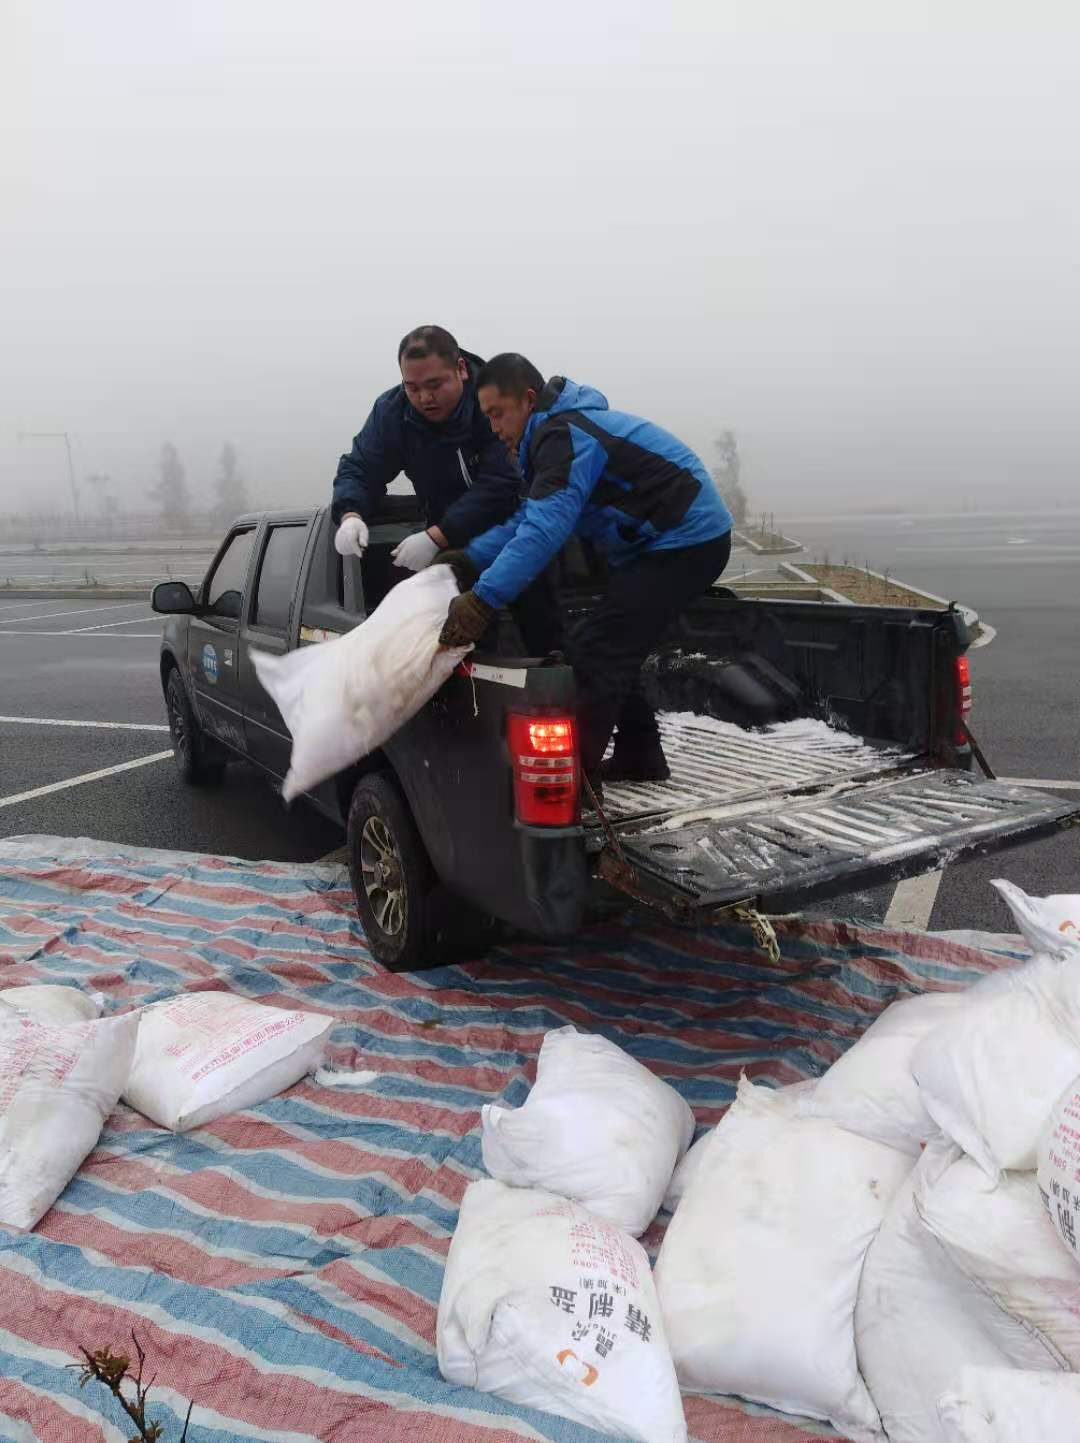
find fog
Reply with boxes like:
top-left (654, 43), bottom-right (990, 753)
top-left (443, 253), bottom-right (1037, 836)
top-left (3, 0), bottom-right (1079, 523)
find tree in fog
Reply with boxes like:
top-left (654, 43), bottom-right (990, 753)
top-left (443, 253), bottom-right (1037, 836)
top-left (85, 472), bottom-right (118, 519)
top-left (712, 429), bottom-right (748, 525)
top-left (213, 441), bottom-right (250, 524)
top-left (150, 443), bottom-right (192, 529)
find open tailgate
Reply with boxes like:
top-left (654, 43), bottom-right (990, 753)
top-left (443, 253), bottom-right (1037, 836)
top-left (599, 769), bottom-right (1080, 918)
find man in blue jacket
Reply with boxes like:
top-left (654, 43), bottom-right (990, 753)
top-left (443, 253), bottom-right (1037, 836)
top-left (439, 353), bottom-right (733, 793)
top-left (331, 326), bottom-right (561, 653)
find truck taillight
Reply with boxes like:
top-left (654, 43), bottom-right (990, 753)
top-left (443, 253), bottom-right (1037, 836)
top-left (507, 713), bottom-right (579, 827)
top-left (955, 655), bottom-right (973, 743)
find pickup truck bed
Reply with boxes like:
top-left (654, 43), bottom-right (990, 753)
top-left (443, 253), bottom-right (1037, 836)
top-left (154, 503), bottom-right (1080, 968)
top-left (598, 712), bottom-right (909, 824)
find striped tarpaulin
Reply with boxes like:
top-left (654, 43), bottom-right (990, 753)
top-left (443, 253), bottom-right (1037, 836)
top-left (0, 836), bottom-right (1023, 1443)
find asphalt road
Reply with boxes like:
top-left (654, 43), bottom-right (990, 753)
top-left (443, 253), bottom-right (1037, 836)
top-left (0, 511), bottom-right (1077, 937)
top-left (0, 542), bottom-right (217, 589)
top-left (0, 598), bottom-right (340, 862)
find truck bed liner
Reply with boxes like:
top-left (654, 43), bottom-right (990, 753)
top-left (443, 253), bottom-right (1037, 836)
top-left (598, 712), bottom-right (913, 826)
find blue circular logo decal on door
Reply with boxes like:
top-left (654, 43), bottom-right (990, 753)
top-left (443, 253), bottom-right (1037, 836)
top-left (202, 643), bottom-right (219, 685)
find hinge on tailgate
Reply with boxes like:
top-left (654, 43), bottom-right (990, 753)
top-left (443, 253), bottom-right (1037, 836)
top-left (961, 719), bottom-right (997, 781)
top-left (732, 905), bottom-right (781, 964)
top-left (583, 774), bottom-right (626, 861)
top-left (587, 774), bottom-right (783, 962)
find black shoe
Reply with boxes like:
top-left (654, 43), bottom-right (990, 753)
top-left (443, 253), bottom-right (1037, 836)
top-left (600, 749), bottom-right (671, 784)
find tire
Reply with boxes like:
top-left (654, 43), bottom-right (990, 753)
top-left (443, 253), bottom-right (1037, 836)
top-left (347, 773), bottom-right (436, 971)
top-left (165, 669), bottom-right (226, 785)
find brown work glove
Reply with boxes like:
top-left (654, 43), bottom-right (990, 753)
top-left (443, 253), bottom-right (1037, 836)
top-left (440, 590), bottom-right (495, 647)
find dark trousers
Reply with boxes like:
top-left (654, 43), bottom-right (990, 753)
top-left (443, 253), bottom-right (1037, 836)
top-left (569, 531), bottom-right (732, 778)
top-left (507, 567), bottom-right (565, 657)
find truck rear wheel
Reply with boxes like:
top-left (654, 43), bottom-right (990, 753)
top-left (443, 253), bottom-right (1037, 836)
top-left (165, 669), bottom-right (226, 785)
top-left (347, 773), bottom-right (436, 972)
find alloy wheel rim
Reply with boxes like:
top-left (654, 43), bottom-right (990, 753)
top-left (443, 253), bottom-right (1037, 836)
top-left (168, 686), bottom-right (188, 754)
top-left (360, 815), bottom-right (405, 936)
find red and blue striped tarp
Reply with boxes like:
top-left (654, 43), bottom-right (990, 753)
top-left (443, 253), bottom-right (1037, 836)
top-left (0, 835), bottom-right (1023, 1443)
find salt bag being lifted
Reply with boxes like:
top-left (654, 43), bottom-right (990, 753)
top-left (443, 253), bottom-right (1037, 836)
top-left (252, 565), bottom-right (471, 803)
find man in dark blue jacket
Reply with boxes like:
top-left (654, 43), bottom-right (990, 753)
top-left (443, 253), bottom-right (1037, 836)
top-left (331, 326), bottom-right (561, 653)
top-left (439, 353), bottom-right (733, 793)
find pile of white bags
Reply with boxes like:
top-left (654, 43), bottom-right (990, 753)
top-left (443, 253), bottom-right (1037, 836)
top-left (0, 1009), bottom-right (141, 1229)
top-left (847, 879), bottom-right (1080, 1441)
top-left (438, 885), bottom-right (1080, 1441)
top-left (124, 992), bottom-right (334, 1131)
top-left (440, 1027), bottom-right (693, 1438)
top-left (481, 1026), bottom-right (694, 1236)
top-left (917, 1155), bottom-right (1080, 1367)
top-left (911, 949), bottom-right (1080, 1177)
top-left (856, 1145), bottom-right (1064, 1443)
top-left (438, 1180), bottom-right (687, 1443)
top-left (251, 565), bottom-right (471, 803)
top-left (801, 990), bottom-right (966, 1154)
top-left (655, 1076), bottom-right (911, 1440)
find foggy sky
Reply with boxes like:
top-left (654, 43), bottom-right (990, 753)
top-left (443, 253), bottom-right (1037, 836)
top-left (3, 0), bottom-right (1079, 520)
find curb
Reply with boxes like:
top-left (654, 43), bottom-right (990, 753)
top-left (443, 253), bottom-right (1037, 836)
top-left (0, 589), bottom-right (150, 602)
top-left (733, 529), bottom-right (804, 556)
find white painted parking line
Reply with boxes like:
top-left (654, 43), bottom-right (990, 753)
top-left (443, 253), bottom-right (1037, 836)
top-left (884, 869), bottom-right (944, 931)
top-left (999, 776), bottom-right (1080, 791)
top-left (0, 716), bottom-right (170, 732)
top-left (0, 629), bottom-right (160, 638)
top-left (64, 615), bottom-right (157, 634)
top-left (0, 750), bottom-right (174, 810)
top-left (0, 601), bottom-right (148, 625)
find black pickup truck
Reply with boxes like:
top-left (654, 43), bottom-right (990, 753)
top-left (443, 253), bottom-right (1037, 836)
top-left (152, 501), bottom-right (1077, 970)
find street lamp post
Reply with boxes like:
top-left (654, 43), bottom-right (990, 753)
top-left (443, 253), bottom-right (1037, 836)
top-left (16, 430), bottom-right (81, 521)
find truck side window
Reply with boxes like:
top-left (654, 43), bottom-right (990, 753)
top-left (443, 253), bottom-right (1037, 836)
top-left (252, 524), bottom-right (308, 631)
top-left (206, 528), bottom-right (256, 619)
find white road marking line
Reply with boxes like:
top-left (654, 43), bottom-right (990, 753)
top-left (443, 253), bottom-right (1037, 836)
top-left (0, 715), bottom-right (170, 732)
top-left (64, 615), bottom-right (157, 634)
top-left (885, 869), bottom-right (944, 931)
top-left (0, 750), bottom-right (174, 809)
top-left (0, 629), bottom-right (160, 638)
top-left (0, 601), bottom-right (147, 625)
top-left (999, 776), bottom-right (1080, 791)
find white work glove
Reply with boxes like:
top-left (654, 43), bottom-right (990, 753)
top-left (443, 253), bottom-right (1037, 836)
top-left (334, 514), bottom-right (369, 557)
top-left (391, 530), bottom-right (442, 572)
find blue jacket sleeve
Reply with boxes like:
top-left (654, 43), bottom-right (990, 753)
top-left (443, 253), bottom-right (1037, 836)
top-left (437, 434), bottom-right (522, 548)
top-left (331, 399), bottom-right (403, 526)
top-left (471, 422), bottom-right (604, 609)
top-left (465, 508), bottom-right (525, 572)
